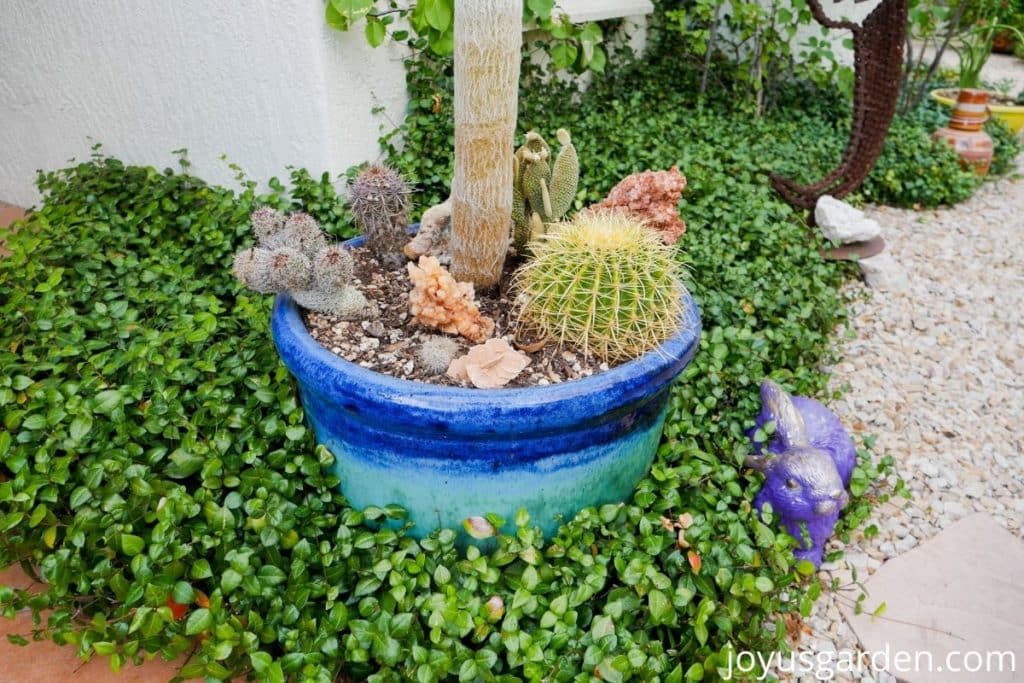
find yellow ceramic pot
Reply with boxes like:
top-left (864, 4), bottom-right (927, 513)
top-left (931, 88), bottom-right (1024, 134)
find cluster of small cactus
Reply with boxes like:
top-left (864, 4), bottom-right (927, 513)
top-left (233, 208), bottom-right (367, 316)
top-left (511, 129), bottom-right (579, 250)
top-left (512, 210), bottom-right (688, 362)
top-left (349, 164), bottom-right (411, 270)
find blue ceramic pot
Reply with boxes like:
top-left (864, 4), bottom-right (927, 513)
top-left (270, 253), bottom-right (700, 539)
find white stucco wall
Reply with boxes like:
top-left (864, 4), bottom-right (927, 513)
top-left (0, 1), bottom-right (882, 208)
top-left (0, 1), bottom-right (409, 207)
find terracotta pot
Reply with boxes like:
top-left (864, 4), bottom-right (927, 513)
top-left (992, 29), bottom-right (1016, 54)
top-left (931, 87), bottom-right (1024, 134)
top-left (932, 89), bottom-right (994, 176)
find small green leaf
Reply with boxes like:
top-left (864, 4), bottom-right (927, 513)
top-left (172, 581), bottom-right (195, 605)
top-left (365, 16), bottom-right (386, 47)
top-left (185, 608), bottom-right (212, 635)
top-left (329, 0), bottom-right (374, 23)
top-left (69, 415), bottom-right (93, 440)
top-left (190, 559), bottom-right (213, 579)
top-left (121, 534), bottom-right (144, 556)
top-left (93, 389), bottom-right (123, 414)
top-left (422, 0), bottom-right (453, 32)
top-left (647, 589), bottom-right (675, 625)
top-left (221, 569), bottom-right (243, 594)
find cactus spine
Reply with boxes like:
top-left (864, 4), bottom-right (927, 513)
top-left (512, 129), bottom-right (579, 250)
top-left (512, 210), bottom-right (688, 362)
top-left (349, 164), bottom-right (411, 270)
top-left (232, 208), bottom-right (367, 317)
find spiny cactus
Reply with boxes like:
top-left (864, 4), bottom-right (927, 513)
top-left (512, 129), bottom-right (579, 250)
top-left (418, 336), bottom-right (460, 375)
top-left (232, 208), bottom-right (367, 317)
top-left (512, 210), bottom-right (689, 362)
top-left (349, 164), bottom-right (411, 270)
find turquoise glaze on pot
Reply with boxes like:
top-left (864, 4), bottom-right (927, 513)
top-left (270, 250), bottom-right (700, 538)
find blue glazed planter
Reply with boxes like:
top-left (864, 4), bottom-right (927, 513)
top-left (270, 252), bottom-right (701, 539)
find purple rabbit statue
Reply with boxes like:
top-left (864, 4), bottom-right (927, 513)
top-left (747, 379), bottom-right (857, 567)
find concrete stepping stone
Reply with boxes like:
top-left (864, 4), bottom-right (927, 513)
top-left (842, 514), bottom-right (1024, 682)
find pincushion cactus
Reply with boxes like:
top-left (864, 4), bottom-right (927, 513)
top-left (418, 336), bottom-right (460, 375)
top-left (232, 208), bottom-right (367, 317)
top-left (513, 210), bottom-right (689, 361)
top-left (350, 164), bottom-right (411, 270)
top-left (511, 129), bottom-right (579, 250)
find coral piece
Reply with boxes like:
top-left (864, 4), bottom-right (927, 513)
top-left (590, 167), bottom-right (687, 245)
top-left (350, 164), bottom-right (411, 270)
top-left (449, 338), bottom-right (530, 389)
top-left (404, 198), bottom-right (452, 264)
top-left (513, 210), bottom-right (689, 362)
top-left (407, 256), bottom-right (495, 343)
top-left (232, 209), bottom-right (367, 317)
top-left (446, 354), bottom-right (470, 382)
top-left (511, 129), bottom-right (579, 250)
top-left (746, 379), bottom-right (857, 567)
top-left (418, 336), bottom-right (460, 376)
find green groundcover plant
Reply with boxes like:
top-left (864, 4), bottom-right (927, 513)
top-left (0, 155), bottom-right (893, 683)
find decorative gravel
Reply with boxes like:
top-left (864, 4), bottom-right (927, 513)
top-left (794, 155), bottom-right (1024, 680)
top-left (304, 246), bottom-right (612, 387)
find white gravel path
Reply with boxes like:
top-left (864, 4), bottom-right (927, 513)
top-left (792, 151), bottom-right (1024, 681)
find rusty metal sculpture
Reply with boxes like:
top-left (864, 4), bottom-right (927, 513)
top-left (772, 0), bottom-right (909, 211)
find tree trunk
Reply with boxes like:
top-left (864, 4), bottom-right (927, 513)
top-left (450, 0), bottom-right (523, 288)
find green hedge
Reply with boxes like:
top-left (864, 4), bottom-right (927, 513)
top-left (388, 42), bottom-right (1019, 214)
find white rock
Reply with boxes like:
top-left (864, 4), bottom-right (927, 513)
top-left (858, 252), bottom-right (907, 292)
top-left (815, 195), bottom-right (883, 244)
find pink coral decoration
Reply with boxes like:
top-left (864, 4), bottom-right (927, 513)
top-left (407, 256), bottom-right (495, 343)
top-left (590, 167), bottom-right (688, 244)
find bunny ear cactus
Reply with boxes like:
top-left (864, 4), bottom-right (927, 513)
top-left (746, 379), bottom-right (858, 567)
top-left (512, 129), bottom-right (579, 251)
top-left (513, 210), bottom-right (688, 362)
top-left (232, 208), bottom-right (367, 317)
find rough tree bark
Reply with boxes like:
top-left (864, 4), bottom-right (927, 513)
top-left (450, 0), bottom-right (523, 288)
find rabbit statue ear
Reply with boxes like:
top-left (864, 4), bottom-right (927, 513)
top-left (744, 452), bottom-right (776, 472)
top-left (761, 380), bottom-right (809, 448)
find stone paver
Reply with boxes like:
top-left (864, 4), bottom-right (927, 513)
top-left (842, 514), bottom-right (1024, 683)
